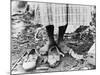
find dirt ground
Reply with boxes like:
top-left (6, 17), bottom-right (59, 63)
top-left (11, 53), bottom-right (95, 74)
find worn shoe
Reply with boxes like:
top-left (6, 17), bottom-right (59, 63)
top-left (22, 49), bottom-right (38, 71)
top-left (47, 46), bottom-right (61, 68)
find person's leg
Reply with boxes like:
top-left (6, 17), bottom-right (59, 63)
top-left (57, 24), bottom-right (69, 55)
top-left (46, 25), bottom-right (64, 53)
top-left (46, 25), bottom-right (56, 47)
top-left (46, 25), bottom-right (61, 67)
top-left (46, 25), bottom-right (65, 55)
top-left (57, 24), bottom-right (68, 44)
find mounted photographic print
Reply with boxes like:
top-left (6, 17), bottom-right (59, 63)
top-left (11, 0), bottom-right (96, 74)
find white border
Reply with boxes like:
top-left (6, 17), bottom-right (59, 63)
top-left (0, 0), bottom-right (99, 75)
